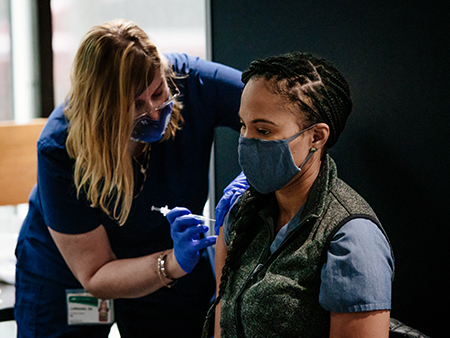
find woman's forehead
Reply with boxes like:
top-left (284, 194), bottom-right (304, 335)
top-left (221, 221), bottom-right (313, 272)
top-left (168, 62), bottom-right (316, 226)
top-left (241, 79), bottom-right (295, 119)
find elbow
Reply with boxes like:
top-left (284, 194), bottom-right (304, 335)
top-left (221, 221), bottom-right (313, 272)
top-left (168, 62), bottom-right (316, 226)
top-left (83, 282), bottom-right (113, 300)
top-left (77, 275), bottom-right (113, 300)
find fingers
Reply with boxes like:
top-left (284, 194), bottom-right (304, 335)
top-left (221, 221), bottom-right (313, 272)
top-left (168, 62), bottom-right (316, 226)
top-left (194, 236), bottom-right (217, 250)
top-left (183, 227), bottom-right (216, 250)
top-left (171, 214), bottom-right (205, 233)
top-left (166, 207), bottom-right (191, 224)
top-left (183, 234), bottom-right (217, 252)
top-left (183, 224), bottom-right (209, 237)
top-left (223, 171), bottom-right (248, 194)
top-left (234, 171), bottom-right (248, 189)
top-left (230, 188), bottom-right (245, 207)
top-left (214, 187), bottom-right (245, 235)
top-left (167, 207), bottom-right (209, 233)
top-left (215, 190), bottom-right (234, 227)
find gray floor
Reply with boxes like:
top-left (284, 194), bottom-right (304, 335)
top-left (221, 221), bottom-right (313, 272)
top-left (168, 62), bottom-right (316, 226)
top-left (0, 322), bottom-right (121, 337)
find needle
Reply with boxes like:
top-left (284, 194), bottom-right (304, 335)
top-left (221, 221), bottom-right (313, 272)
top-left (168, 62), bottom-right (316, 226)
top-left (151, 205), bottom-right (216, 223)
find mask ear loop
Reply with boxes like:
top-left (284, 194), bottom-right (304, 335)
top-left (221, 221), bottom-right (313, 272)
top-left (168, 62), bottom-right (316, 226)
top-left (285, 123), bottom-right (317, 143)
top-left (298, 147), bottom-right (317, 170)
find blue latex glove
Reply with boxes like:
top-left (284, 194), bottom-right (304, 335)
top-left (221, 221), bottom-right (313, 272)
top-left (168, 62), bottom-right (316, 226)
top-left (214, 172), bottom-right (249, 235)
top-left (166, 207), bottom-right (217, 274)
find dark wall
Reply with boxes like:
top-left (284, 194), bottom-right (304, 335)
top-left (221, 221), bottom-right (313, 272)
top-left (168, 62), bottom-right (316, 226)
top-left (37, 0), bottom-right (54, 117)
top-left (210, 1), bottom-right (449, 336)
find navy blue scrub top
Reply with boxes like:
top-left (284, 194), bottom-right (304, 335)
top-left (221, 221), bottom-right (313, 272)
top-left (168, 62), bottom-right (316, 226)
top-left (15, 53), bottom-right (243, 290)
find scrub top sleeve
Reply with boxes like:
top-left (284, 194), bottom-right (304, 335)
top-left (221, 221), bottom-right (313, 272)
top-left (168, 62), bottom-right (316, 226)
top-left (166, 53), bottom-right (243, 131)
top-left (319, 218), bottom-right (394, 313)
top-left (37, 142), bottom-right (102, 234)
top-left (205, 59), bottom-right (243, 130)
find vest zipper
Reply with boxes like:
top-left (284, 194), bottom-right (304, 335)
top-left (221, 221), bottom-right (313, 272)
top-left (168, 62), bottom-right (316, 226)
top-left (234, 263), bottom-right (264, 338)
top-left (266, 217), bottom-right (314, 266)
top-left (233, 217), bottom-right (315, 337)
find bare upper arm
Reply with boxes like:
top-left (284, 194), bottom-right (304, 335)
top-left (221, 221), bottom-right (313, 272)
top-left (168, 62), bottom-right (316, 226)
top-left (48, 225), bottom-right (116, 289)
top-left (330, 310), bottom-right (390, 338)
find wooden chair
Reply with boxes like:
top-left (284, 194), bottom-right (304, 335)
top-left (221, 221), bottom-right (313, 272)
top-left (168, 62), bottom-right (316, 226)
top-left (0, 118), bottom-right (47, 322)
top-left (0, 119), bottom-right (47, 206)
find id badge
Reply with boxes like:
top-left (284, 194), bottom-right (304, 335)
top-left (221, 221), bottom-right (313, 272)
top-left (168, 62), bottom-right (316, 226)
top-left (66, 289), bottom-right (114, 325)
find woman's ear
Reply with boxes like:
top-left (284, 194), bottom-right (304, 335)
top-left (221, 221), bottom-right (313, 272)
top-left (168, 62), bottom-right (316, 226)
top-left (312, 123), bottom-right (329, 149)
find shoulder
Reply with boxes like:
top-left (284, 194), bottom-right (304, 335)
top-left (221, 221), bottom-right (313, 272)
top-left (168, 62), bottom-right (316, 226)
top-left (329, 219), bottom-right (392, 258)
top-left (222, 194), bottom-right (242, 248)
top-left (319, 218), bottom-right (394, 312)
top-left (331, 179), bottom-right (376, 218)
top-left (38, 103), bottom-right (69, 152)
top-left (36, 103), bottom-right (73, 170)
top-left (164, 52), bottom-right (242, 82)
top-left (322, 157), bottom-right (379, 223)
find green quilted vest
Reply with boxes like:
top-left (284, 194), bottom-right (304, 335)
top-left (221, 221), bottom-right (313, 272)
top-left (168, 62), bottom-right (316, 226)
top-left (204, 155), bottom-right (390, 338)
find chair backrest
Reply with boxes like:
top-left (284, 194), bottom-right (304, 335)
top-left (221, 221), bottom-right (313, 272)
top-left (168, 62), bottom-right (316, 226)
top-left (0, 119), bottom-right (47, 206)
top-left (389, 318), bottom-right (430, 338)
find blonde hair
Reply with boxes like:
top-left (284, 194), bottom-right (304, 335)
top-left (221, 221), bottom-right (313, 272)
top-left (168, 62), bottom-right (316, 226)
top-left (64, 19), bottom-right (183, 225)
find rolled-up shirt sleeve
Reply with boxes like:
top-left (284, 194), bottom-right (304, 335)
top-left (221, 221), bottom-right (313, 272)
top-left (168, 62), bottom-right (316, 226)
top-left (319, 218), bottom-right (394, 313)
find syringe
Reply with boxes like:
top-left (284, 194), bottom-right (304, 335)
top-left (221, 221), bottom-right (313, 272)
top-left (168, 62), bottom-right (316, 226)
top-left (151, 205), bottom-right (216, 223)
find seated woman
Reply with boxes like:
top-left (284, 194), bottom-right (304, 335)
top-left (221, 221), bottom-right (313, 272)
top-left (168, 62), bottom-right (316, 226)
top-left (204, 52), bottom-right (394, 337)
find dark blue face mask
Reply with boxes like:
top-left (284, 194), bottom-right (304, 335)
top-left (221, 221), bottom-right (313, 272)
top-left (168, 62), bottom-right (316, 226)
top-left (130, 102), bottom-right (173, 143)
top-left (238, 124), bottom-right (317, 194)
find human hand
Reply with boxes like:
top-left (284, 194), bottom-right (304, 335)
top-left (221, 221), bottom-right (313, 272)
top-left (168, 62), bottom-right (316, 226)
top-left (214, 172), bottom-right (248, 234)
top-left (166, 207), bottom-right (217, 273)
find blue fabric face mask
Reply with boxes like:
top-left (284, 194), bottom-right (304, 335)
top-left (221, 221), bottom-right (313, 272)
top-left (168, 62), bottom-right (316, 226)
top-left (130, 102), bottom-right (173, 143)
top-left (238, 124), bottom-right (317, 194)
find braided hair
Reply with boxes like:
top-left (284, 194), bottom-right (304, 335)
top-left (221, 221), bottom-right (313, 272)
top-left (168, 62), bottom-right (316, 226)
top-left (209, 53), bottom-right (353, 331)
top-left (242, 52), bottom-right (352, 147)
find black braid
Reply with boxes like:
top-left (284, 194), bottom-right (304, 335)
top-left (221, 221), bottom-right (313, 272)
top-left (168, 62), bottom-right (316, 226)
top-left (242, 52), bottom-right (352, 147)
top-left (214, 187), bottom-right (272, 305)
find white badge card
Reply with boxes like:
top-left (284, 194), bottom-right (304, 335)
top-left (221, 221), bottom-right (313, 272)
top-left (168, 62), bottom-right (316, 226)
top-left (66, 289), bottom-right (114, 325)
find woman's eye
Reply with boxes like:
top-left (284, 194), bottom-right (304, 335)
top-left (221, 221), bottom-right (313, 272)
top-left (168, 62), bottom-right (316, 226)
top-left (257, 129), bottom-right (270, 136)
top-left (152, 91), bottom-right (163, 98)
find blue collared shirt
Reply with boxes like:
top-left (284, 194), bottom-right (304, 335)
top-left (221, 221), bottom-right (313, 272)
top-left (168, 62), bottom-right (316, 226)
top-left (223, 198), bottom-right (394, 313)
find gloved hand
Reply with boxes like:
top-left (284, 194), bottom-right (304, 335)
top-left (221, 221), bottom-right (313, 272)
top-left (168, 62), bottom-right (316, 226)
top-left (214, 171), bottom-right (249, 235)
top-left (166, 207), bottom-right (217, 274)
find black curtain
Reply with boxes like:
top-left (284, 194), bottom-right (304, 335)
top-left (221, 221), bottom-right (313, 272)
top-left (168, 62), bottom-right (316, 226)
top-left (211, 1), bottom-right (449, 336)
